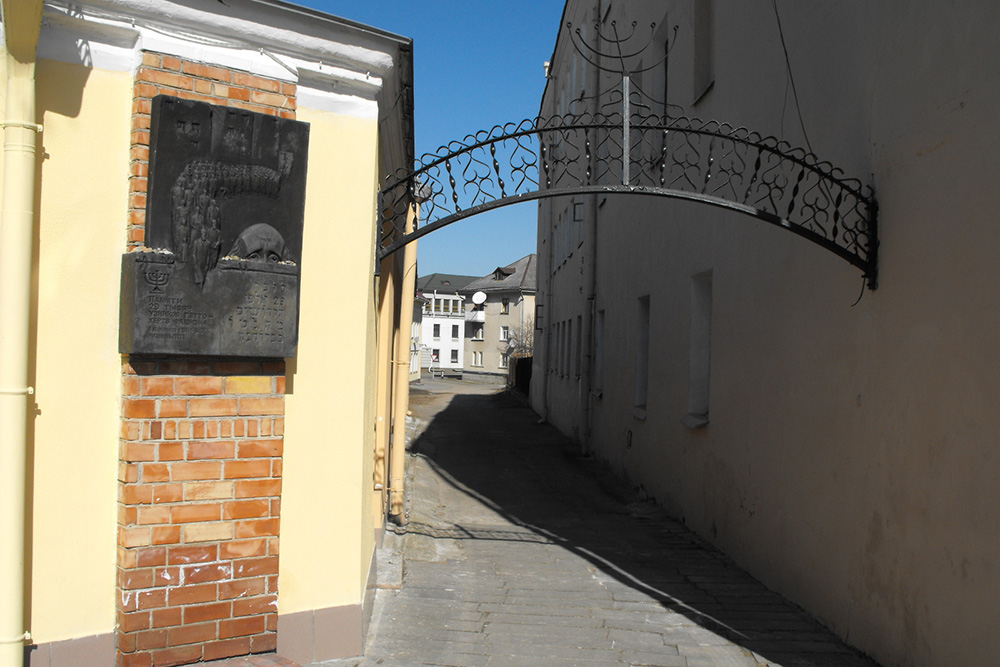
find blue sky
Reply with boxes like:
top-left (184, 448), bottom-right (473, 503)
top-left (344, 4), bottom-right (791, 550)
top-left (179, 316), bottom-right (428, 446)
top-left (297, 1), bottom-right (566, 277)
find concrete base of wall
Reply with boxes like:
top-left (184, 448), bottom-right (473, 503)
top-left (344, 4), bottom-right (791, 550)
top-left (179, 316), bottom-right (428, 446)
top-left (24, 633), bottom-right (114, 667)
top-left (277, 605), bottom-right (364, 664)
top-left (278, 542), bottom-right (382, 663)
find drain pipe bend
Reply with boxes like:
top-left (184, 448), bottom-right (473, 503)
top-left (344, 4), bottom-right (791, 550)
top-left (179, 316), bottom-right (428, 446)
top-left (388, 204), bottom-right (418, 523)
top-left (1, 2), bottom-right (44, 665)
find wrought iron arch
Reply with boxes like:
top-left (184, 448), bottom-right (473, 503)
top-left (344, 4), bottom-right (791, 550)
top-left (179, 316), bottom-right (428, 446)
top-left (378, 21), bottom-right (878, 289)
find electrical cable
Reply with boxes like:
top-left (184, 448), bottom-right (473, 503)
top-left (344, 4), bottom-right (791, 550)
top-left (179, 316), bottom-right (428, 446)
top-left (771, 0), bottom-right (814, 153)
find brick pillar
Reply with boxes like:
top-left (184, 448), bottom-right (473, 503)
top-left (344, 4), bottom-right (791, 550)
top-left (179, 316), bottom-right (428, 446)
top-left (117, 359), bottom-right (285, 667)
top-left (117, 53), bottom-right (298, 667)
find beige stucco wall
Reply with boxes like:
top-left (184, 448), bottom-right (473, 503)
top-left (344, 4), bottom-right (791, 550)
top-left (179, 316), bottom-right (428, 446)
top-left (279, 106), bottom-right (379, 614)
top-left (465, 292), bottom-right (535, 374)
top-left (24, 62), bottom-right (383, 641)
top-left (27, 58), bottom-right (132, 643)
top-left (538, 2), bottom-right (1000, 666)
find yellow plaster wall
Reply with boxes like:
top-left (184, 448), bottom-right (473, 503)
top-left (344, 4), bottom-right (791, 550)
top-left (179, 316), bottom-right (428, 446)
top-left (29, 59), bottom-right (131, 642)
top-left (279, 106), bottom-right (379, 613)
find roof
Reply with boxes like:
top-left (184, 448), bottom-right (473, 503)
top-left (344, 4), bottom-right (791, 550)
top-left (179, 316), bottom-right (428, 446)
top-left (416, 273), bottom-right (479, 294)
top-left (459, 254), bottom-right (537, 294)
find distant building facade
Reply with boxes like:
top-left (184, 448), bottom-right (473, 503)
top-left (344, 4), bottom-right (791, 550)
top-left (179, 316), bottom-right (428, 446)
top-left (416, 273), bottom-right (477, 374)
top-left (460, 255), bottom-right (537, 378)
top-left (411, 293), bottom-right (428, 381)
top-left (533, 2), bottom-right (1000, 667)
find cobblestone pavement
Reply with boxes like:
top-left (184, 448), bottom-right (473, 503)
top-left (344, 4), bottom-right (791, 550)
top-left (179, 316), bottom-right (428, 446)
top-left (313, 382), bottom-right (880, 667)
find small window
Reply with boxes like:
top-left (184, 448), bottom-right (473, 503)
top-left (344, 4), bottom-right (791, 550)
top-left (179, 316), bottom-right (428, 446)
top-left (573, 200), bottom-right (584, 247)
top-left (500, 326), bottom-right (510, 341)
top-left (635, 296), bottom-right (650, 413)
top-left (472, 351), bottom-right (483, 367)
top-left (452, 324), bottom-right (460, 340)
top-left (575, 315), bottom-right (582, 377)
top-left (552, 322), bottom-right (558, 374)
top-left (472, 325), bottom-right (484, 341)
top-left (431, 348), bottom-right (440, 362)
top-left (434, 300), bottom-right (443, 312)
top-left (450, 349), bottom-right (459, 364)
top-left (433, 324), bottom-right (440, 339)
top-left (693, 0), bottom-right (714, 104)
top-left (501, 298), bottom-right (510, 314)
top-left (499, 355), bottom-right (509, 369)
top-left (594, 309), bottom-right (605, 394)
top-left (684, 271), bottom-right (712, 428)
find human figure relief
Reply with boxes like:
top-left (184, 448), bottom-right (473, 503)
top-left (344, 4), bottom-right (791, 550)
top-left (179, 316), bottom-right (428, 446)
top-left (168, 152), bottom-right (296, 286)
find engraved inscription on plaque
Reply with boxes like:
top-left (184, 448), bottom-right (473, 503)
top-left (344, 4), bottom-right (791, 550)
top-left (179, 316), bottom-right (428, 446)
top-left (119, 96), bottom-right (309, 358)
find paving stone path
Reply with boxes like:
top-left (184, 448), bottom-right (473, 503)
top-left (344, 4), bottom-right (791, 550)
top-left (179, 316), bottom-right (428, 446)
top-left (313, 381), bottom-right (879, 667)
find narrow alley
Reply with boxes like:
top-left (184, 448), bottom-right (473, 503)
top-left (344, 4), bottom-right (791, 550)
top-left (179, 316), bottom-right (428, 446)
top-left (316, 380), bottom-right (880, 667)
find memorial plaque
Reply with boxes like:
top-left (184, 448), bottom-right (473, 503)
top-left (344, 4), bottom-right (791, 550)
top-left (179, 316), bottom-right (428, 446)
top-left (120, 96), bottom-right (309, 357)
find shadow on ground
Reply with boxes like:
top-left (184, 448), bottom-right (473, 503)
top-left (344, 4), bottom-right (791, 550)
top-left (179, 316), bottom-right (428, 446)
top-left (402, 387), bottom-right (879, 667)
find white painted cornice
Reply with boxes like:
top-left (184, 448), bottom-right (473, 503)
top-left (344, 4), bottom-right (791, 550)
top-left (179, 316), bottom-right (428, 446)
top-left (43, 0), bottom-right (400, 74)
top-left (38, 0), bottom-right (397, 99)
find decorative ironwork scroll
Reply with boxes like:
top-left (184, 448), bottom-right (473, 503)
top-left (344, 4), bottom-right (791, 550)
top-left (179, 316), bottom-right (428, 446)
top-left (379, 21), bottom-right (878, 289)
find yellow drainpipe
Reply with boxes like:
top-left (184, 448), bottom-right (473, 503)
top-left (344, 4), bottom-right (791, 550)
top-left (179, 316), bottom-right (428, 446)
top-left (0, 0), bottom-right (43, 665)
top-left (388, 204), bottom-right (417, 523)
top-left (373, 254), bottom-right (395, 520)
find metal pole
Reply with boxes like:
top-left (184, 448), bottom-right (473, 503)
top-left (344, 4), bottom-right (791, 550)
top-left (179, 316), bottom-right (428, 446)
top-left (621, 73), bottom-right (630, 186)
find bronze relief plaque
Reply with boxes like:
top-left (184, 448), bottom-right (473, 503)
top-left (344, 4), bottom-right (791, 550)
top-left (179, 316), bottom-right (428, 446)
top-left (120, 96), bottom-right (310, 358)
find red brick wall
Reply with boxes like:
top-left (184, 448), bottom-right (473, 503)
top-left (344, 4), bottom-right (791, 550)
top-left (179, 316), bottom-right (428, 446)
top-left (118, 53), bottom-right (297, 667)
top-left (118, 359), bottom-right (286, 667)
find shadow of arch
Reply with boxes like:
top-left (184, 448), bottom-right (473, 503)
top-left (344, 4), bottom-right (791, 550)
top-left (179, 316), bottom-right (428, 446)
top-left (400, 389), bottom-right (880, 666)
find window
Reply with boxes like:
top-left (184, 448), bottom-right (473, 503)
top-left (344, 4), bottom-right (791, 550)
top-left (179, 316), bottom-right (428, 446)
top-left (452, 324), bottom-right (460, 340)
top-left (684, 271), bottom-right (712, 428)
top-left (450, 349), bottom-right (459, 363)
top-left (634, 296), bottom-right (650, 415)
top-left (432, 324), bottom-right (440, 339)
top-left (549, 324), bottom-right (558, 373)
top-left (501, 298), bottom-right (510, 314)
top-left (434, 299), bottom-right (443, 312)
top-left (594, 309), bottom-right (605, 394)
top-left (472, 351), bottom-right (483, 367)
top-left (472, 325), bottom-right (484, 341)
top-left (575, 315), bottom-right (582, 378)
top-left (431, 348), bottom-right (440, 362)
top-left (573, 200), bottom-right (584, 247)
top-left (500, 326), bottom-right (510, 341)
top-left (693, 0), bottom-right (714, 104)
top-left (562, 319), bottom-right (570, 376)
top-left (553, 221), bottom-right (561, 271)
top-left (499, 355), bottom-right (509, 369)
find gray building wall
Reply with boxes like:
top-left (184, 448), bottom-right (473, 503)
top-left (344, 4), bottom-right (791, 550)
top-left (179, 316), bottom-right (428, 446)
top-left (533, 2), bottom-right (1000, 666)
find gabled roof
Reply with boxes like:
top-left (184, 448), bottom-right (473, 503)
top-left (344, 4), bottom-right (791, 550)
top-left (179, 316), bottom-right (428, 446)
top-left (459, 254), bottom-right (537, 294)
top-left (416, 273), bottom-right (479, 294)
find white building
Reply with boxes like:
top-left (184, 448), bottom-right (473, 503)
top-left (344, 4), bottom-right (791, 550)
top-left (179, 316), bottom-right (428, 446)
top-left (416, 273), bottom-right (477, 375)
top-left (534, 2), bottom-right (1000, 667)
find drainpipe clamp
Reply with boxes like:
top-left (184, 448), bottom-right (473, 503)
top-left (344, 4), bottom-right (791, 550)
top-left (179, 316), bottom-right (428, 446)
top-left (0, 387), bottom-right (34, 395)
top-left (0, 121), bottom-right (42, 132)
top-left (0, 632), bottom-right (30, 644)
